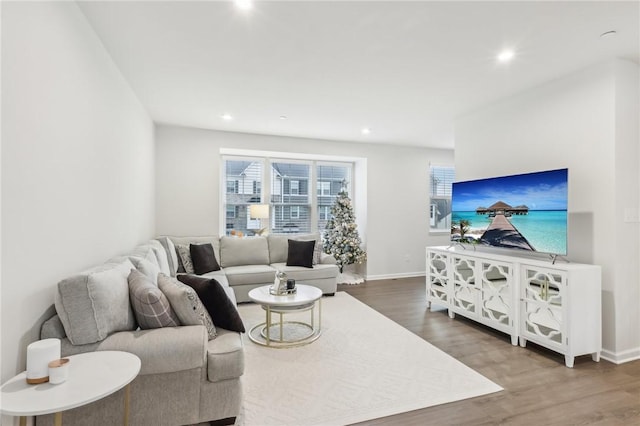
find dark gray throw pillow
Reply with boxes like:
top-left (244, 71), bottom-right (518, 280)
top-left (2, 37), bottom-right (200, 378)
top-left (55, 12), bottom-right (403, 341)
top-left (177, 274), bottom-right (245, 333)
top-left (286, 239), bottom-right (315, 268)
top-left (190, 243), bottom-right (220, 275)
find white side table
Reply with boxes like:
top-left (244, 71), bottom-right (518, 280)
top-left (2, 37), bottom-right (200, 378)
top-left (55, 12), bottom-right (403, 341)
top-left (1, 350), bottom-right (141, 426)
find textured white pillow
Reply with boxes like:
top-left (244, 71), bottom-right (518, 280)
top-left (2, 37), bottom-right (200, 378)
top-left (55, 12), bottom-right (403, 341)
top-left (157, 273), bottom-right (216, 340)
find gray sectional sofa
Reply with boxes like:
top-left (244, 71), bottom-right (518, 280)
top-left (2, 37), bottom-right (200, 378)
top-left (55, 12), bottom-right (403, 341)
top-left (37, 233), bottom-right (337, 425)
top-left (166, 233), bottom-right (339, 303)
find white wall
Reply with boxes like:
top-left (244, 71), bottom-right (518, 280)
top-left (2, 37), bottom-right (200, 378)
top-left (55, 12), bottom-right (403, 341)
top-left (455, 59), bottom-right (640, 363)
top-left (1, 0), bottom-right (155, 400)
top-left (155, 125), bottom-right (453, 279)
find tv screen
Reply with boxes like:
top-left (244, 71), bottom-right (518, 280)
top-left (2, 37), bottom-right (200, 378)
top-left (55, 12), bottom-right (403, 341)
top-left (451, 168), bottom-right (568, 256)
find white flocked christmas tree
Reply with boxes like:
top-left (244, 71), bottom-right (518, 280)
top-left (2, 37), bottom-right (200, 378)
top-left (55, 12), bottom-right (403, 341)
top-left (323, 182), bottom-right (366, 283)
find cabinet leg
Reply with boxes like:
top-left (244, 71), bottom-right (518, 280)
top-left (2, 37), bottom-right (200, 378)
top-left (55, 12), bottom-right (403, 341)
top-left (565, 355), bottom-right (575, 368)
top-left (448, 310), bottom-right (455, 319)
top-left (592, 352), bottom-right (600, 362)
top-left (510, 335), bottom-right (518, 346)
top-left (519, 337), bottom-right (527, 347)
top-left (426, 300), bottom-right (431, 309)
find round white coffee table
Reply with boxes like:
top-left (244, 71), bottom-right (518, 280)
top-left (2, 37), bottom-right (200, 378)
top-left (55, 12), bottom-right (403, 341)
top-left (0, 350), bottom-right (141, 426)
top-left (248, 284), bottom-right (322, 348)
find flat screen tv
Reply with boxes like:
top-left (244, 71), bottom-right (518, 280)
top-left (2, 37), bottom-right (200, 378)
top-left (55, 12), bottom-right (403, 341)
top-left (451, 168), bottom-right (568, 256)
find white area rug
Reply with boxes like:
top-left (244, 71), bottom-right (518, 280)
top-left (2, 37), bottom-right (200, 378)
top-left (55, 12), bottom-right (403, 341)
top-left (237, 292), bottom-right (502, 425)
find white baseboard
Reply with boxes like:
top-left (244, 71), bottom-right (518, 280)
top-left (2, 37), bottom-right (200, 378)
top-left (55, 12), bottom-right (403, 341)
top-left (600, 347), bottom-right (640, 364)
top-left (364, 272), bottom-right (426, 281)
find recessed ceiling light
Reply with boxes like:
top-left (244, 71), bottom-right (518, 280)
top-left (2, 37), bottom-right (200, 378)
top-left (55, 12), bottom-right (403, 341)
top-left (235, 0), bottom-right (253, 11)
top-left (279, 115), bottom-right (288, 120)
top-left (600, 30), bottom-right (617, 38)
top-left (221, 114), bottom-right (233, 121)
top-left (497, 50), bottom-right (515, 63)
top-left (361, 127), bottom-right (371, 135)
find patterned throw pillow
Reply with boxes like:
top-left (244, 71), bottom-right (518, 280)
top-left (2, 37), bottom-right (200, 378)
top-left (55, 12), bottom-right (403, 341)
top-left (128, 269), bottom-right (180, 329)
top-left (175, 244), bottom-right (195, 274)
top-left (157, 273), bottom-right (217, 340)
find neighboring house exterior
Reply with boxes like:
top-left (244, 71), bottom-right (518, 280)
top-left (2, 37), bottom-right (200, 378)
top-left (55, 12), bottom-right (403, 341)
top-left (225, 160), bottom-right (349, 235)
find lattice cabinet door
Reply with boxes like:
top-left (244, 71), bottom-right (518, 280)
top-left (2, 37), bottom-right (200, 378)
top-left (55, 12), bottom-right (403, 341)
top-left (449, 255), bottom-right (478, 319)
top-left (426, 249), bottom-right (449, 310)
top-left (479, 260), bottom-right (518, 345)
top-left (520, 266), bottom-right (565, 354)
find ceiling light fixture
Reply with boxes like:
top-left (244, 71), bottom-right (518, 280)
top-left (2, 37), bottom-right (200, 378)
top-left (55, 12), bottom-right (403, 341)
top-left (361, 127), bottom-right (371, 135)
top-left (235, 0), bottom-right (253, 11)
top-left (279, 115), bottom-right (288, 120)
top-left (221, 114), bottom-right (233, 121)
top-left (497, 49), bottom-right (515, 63)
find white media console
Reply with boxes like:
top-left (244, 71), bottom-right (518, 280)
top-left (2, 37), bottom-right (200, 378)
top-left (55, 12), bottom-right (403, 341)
top-left (426, 246), bottom-right (602, 367)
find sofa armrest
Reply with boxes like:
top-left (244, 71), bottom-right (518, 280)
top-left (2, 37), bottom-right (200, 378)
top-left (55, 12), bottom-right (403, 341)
top-left (320, 253), bottom-right (337, 265)
top-left (94, 326), bottom-right (207, 375)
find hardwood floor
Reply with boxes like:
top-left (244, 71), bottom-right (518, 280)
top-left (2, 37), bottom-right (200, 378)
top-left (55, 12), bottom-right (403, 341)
top-left (339, 277), bottom-right (640, 426)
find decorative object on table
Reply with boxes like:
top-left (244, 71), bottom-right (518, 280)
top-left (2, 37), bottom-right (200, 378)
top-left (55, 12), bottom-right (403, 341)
top-left (270, 270), bottom-right (288, 295)
top-left (26, 338), bottom-right (61, 384)
top-left (323, 181), bottom-right (367, 284)
top-left (249, 204), bottom-right (270, 236)
top-left (287, 279), bottom-right (296, 290)
top-left (48, 358), bottom-right (70, 384)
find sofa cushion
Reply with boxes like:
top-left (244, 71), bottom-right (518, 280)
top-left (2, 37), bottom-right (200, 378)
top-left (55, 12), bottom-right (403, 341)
top-left (268, 233), bottom-right (322, 264)
top-left (156, 236), bottom-right (179, 276)
top-left (41, 314), bottom-right (67, 340)
top-left (157, 273), bottom-right (216, 340)
top-left (190, 243), bottom-right (221, 275)
top-left (128, 269), bottom-right (179, 329)
top-left (97, 325), bottom-right (207, 375)
top-left (206, 328), bottom-right (245, 383)
top-left (175, 244), bottom-right (195, 274)
top-left (220, 236), bottom-right (269, 267)
top-left (177, 275), bottom-right (245, 333)
top-left (144, 240), bottom-right (172, 276)
top-left (286, 239), bottom-right (315, 268)
top-left (55, 259), bottom-right (136, 345)
top-left (223, 264), bottom-right (276, 286)
top-left (270, 262), bottom-right (339, 280)
top-left (200, 269), bottom-right (229, 286)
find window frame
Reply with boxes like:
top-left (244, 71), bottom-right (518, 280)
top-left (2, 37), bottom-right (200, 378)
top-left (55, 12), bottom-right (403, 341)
top-left (429, 164), bottom-right (455, 234)
top-left (222, 154), bottom-right (354, 236)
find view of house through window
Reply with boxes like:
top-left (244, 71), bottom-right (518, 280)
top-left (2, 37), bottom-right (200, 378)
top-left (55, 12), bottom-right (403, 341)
top-left (429, 165), bottom-right (455, 232)
top-left (223, 156), bottom-right (352, 236)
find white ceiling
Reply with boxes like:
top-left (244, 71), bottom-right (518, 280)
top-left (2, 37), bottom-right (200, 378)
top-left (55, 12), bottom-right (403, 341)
top-left (78, 1), bottom-right (639, 149)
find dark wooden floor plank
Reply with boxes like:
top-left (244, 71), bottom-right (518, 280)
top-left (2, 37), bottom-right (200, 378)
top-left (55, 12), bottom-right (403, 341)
top-left (338, 277), bottom-right (640, 426)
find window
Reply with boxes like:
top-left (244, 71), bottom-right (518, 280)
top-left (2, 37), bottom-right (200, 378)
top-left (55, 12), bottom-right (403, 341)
top-left (226, 180), bottom-right (239, 194)
top-left (226, 205), bottom-right (237, 219)
top-left (429, 165), bottom-right (455, 232)
top-left (317, 164), bottom-right (351, 231)
top-left (272, 161), bottom-right (311, 233)
top-left (224, 159), bottom-right (263, 235)
top-left (222, 155), bottom-right (354, 236)
top-left (317, 181), bottom-right (331, 196)
top-left (290, 206), bottom-right (300, 219)
top-left (290, 180), bottom-right (300, 195)
top-left (318, 205), bottom-right (330, 221)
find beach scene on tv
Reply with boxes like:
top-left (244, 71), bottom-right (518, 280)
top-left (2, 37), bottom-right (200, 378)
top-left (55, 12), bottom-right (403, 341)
top-left (451, 169), bottom-right (568, 255)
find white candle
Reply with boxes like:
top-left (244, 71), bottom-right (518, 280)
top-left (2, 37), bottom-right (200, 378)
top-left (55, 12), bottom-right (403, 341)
top-left (26, 338), bottom-right (61, 384)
